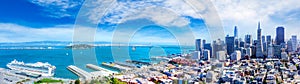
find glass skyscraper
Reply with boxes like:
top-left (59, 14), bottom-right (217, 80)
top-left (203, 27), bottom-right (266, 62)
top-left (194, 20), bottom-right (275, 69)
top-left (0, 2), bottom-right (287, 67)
top-left (276, 26), bottom-right (285, 45)
top-left (226, 36), bottom-right (235, 55)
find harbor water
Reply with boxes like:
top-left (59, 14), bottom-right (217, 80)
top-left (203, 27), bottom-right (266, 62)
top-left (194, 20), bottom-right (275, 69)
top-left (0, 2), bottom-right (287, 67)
top-left (0, 46), bottom-right (192, 79)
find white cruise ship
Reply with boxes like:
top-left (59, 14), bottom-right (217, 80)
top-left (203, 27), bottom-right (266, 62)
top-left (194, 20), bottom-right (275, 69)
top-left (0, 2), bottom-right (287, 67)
top-left (6, 59), bottom-right (56, 77)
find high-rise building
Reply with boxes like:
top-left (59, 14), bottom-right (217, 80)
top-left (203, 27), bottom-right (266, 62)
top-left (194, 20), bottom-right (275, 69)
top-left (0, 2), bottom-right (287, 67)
top-left (267, 45), bottom-right (274, 58)
top-left (245, 34), bottom-right (252, 47)
top-left (266, 35), bottom-right (272, 45)
top-left (204, 43), bottom-right (212, 57)
top-left (226, 36), bottom-right (235, 55)
top-left (192, 51), bottom-right (201, 60)
top-left (276, 26), bottom-right (285, 45)
top-left (281, 49), bottom-right (289, 60)
top-left (203, 49), bottom-right (210, 61)
top-left (292, 35), bottom-right (298, 52)
top-left (216, 51), bottom-right (226, 61)
top-left (262, 36), bottom-right (266, 43)
top-left (230, 50), bottom-right (241, 61)
top-left (240, 41), bottom-right (245, 48)
top-left (235, 39), bottom-right (240, 50)
top-left (212, 39), bottom-right (225, 58)
top-left (262, 35), bottom-right (267, 53)
top-left (256, 22), bottom-right (264, 58)
top-left (234, 26), bottom-right (238, 38)
top-left (273, 45), bottom-right (281, 58)
top-left (287, 40), bottom-right (293, 52)
top-left (246, 47), bottom-right (252, 56)
top-left (196, 39), bottom-right (202, 51)
top-left (202, 40), bottom-right (206, 49)
top-left (211, 39), bottom-right (225, 58)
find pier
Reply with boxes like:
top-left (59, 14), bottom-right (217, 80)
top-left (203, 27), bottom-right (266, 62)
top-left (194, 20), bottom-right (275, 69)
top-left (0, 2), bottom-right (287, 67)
top-left (126, 60), bottom-right (151, 65)
top-left (101, 62), bottom-right (132, 71)
top-left (86, 64), bottom-right (118, 74)
top-left (67, 65), bottom-right (92, 80)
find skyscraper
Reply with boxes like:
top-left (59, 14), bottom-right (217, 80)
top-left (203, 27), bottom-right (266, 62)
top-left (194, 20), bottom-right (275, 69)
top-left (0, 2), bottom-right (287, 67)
top-left (256, 22), bottom-right (264, 58)
top-left (287, 40), bottom-right (293, 52)
top-left (234, 26), bottom-right (238, 38)
top-left (204, 43), bottom-right (212, 57)
top-left (202, 40), bottom-right (206, 49)
top-left (212, 39), bottom-right (225, 58)
top-left (276, 26), bottom-right (285, 45)
top-left (266, 35), bottom-right (272, 45)
top-left (196, 39), bottom-right (202, 51)
top-left (203, 49), bottom-right (210, 61)
top-left (245, 34), bottom-right (252, 47)
top-left (262, 36), bottom-right (266, 43)
top-left (262, 35), bottom-right (267, 53)
top-left (226, 36), bottom-right (235, 55)
top-left (291, 35), bottom-right (298, 52)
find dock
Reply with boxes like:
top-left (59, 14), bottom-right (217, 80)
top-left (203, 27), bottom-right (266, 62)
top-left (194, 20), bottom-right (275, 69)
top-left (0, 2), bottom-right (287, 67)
top-left (126, 60), bottom-right (151, 65)
top-left (86, 64), bottom-right (119, 74)
top-left (67, 65), bottom-right (92, 80)
top-left (115, 62), bottom-right (136, 68)
top-left (101, 62), bottom-right (132, 71)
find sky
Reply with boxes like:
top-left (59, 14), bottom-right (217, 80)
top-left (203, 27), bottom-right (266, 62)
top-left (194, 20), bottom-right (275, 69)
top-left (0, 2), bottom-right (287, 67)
top-left (0, 0), bottom-right (299, 44)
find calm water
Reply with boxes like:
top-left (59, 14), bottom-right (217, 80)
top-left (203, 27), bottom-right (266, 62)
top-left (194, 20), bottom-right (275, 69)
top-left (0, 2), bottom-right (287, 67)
top-left (0, 46), bottom-right (192, 79)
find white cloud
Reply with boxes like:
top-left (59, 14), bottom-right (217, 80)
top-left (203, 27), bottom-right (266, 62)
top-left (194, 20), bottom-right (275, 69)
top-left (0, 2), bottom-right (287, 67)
top-left (84, 0), bottom-right (209, 27)
top-left (0, 23), bottom-right (75, 42)
top-left (211, 0), bottom-right (300, 39)
top-left (26, 0), bottom-right (300, 41)
top-left (29, 0), bottom-right (83, 18)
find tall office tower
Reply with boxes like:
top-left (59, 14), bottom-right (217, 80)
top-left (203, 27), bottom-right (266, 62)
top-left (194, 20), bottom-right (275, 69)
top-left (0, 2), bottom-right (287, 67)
top-left (240, 41), bottom-right (245, 48)
top-left (204, 43), bottom-right (212, 57)
top-left (196, 39), bottom-right (202, 51)
top-left (246, 47), bottom-right (252, 56)
top-left (230, 50), bottom-right (241, 61)
top-left (251, 46), bottom-right (256, 57)
top-left (262, 35), bottom-right (267, 53)
top-left (267, 45), bottom-right (274, 58)
top-left (287, 40), bottom-right (293, 52)
top-left (212, 39), bottom-right (225, 58)
top-left (245, 35), bottom-right (252, 46)
top-left (192, 51), bottom-right (201, 60)
top-left (235, 39), bottom-right (240, 50)
top-left (202, 40), bottom-right (206, 49)
top-left (241, 48), bottom-right (247, 58)
top-left (266, 35), bottom-right (272, 45)
top-left (256, 22), bottom-right (264, 58)
top-left (262, 36), bottom-right (266, 43)
top-left (234, 26), bottom-right (238, 38)
top-left (273, 45), bottom-right (281, 58)
top-left (216, 51), bottom-right (226, 61)
top-left (276, 26), bottom-right (285, 45)
top-left (203, 49), bottom-right (210, 61)
top-left (292, 35), bottom-right (298, 52)
top-left (226, 36), bottom-right (235, 55)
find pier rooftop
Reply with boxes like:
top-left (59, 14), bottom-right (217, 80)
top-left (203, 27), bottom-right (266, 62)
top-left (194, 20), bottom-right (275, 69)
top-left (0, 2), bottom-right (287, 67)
top-left (86, 64), bottom-right (119, 74)
top-left (102, 62), bottom-right (132, 71)
top-left (67, 65), bottom-right (93, 80)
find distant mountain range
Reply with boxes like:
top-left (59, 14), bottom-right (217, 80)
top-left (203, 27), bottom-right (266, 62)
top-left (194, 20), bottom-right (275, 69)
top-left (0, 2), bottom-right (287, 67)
top-left (0, 41), bottom-right (110, 46)
top-left (0, 41), bottom-right (193, 47)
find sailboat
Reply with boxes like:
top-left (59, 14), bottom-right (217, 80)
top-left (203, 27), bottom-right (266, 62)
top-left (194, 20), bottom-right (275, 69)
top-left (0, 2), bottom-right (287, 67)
top-left (132, 46), bottom-right (136, 51)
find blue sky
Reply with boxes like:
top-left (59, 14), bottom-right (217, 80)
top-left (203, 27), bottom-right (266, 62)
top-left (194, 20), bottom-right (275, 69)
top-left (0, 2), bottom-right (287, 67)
top-left (0, 0), bottom-right (299, 44)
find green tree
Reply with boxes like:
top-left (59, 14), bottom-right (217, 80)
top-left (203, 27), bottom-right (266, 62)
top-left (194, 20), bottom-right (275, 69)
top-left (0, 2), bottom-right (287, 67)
top-left (75, 79), bottom-right (80, 84)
